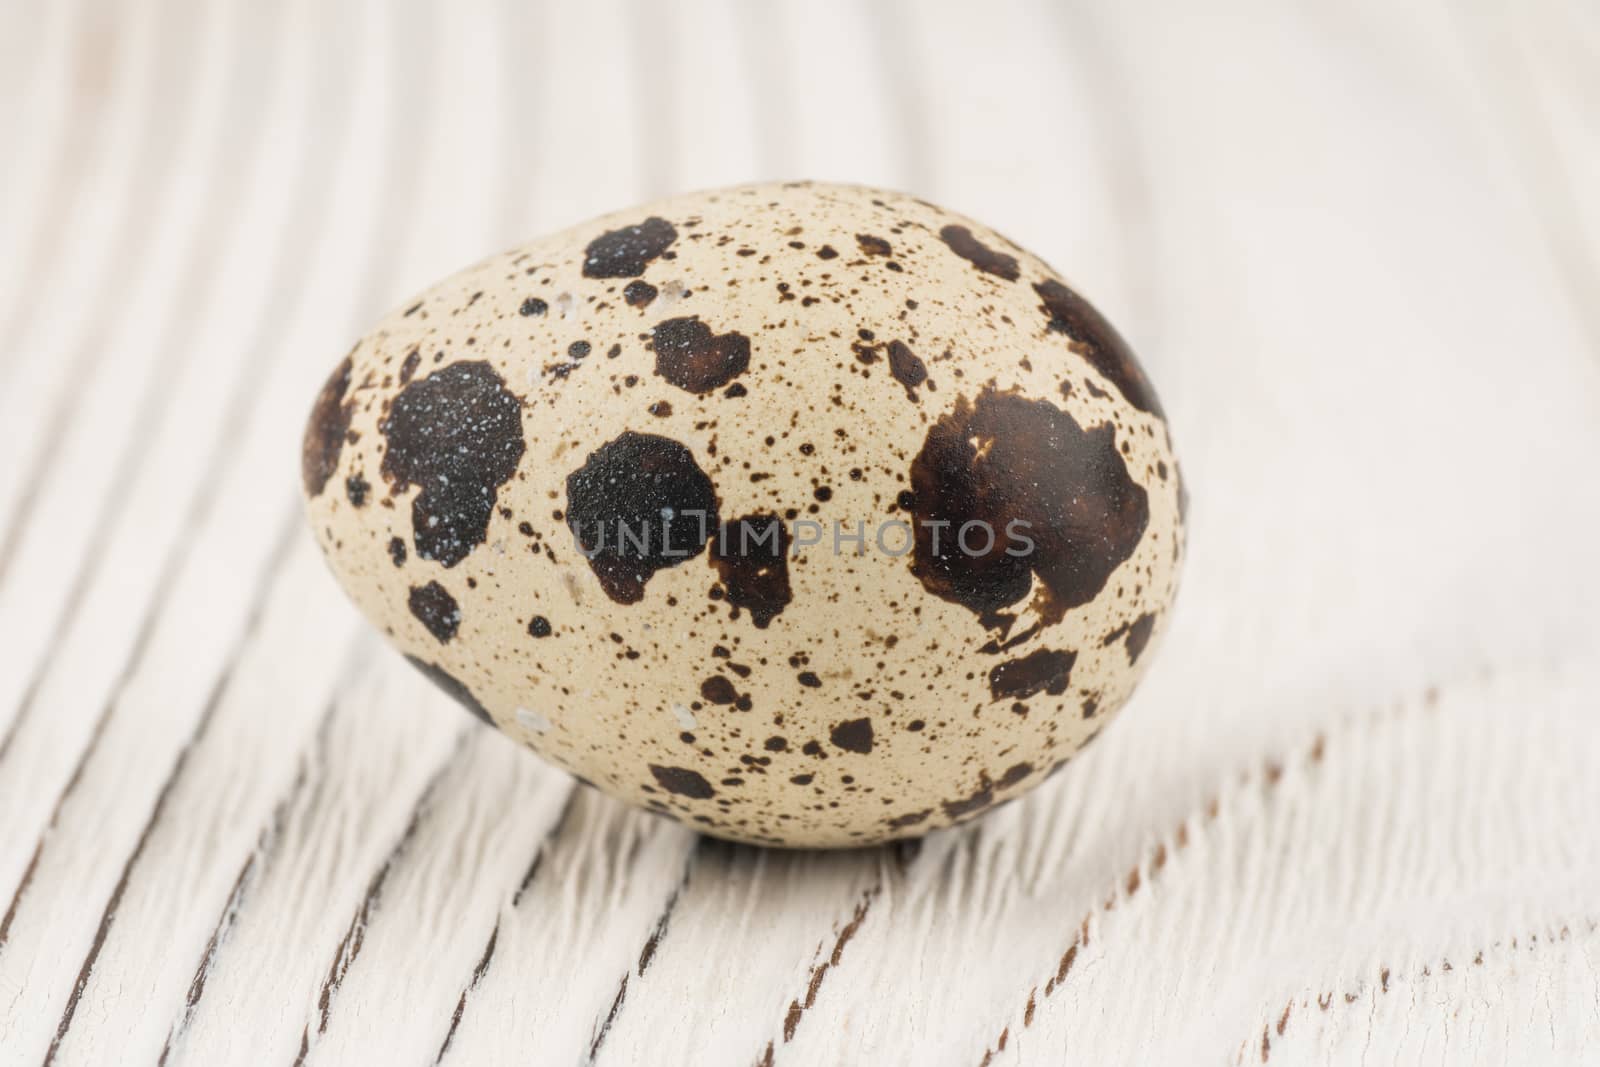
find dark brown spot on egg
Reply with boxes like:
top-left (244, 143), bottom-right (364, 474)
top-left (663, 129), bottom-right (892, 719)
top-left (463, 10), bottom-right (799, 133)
top-left (408, 581), bottom-right (461, 643)
top-left (519, 296), bottom-right (548, 316)
top-left (988, 647), bottom-right (1076, 702)
top-left (380, 360), bottom-right (526, 568)
top-left (943, 774), bottom-right (995, 820)
top-left (856, 234), bottom-right (892, 257)
top-left (623, 280), bottom-right (658, 307)
top-left (650, 316), bottom-right (751, 394)
top-left (649, 764), bottom-right (715, 799)
top-left (345, 473), bottom-right (370, 508)
top-left (999, 762), bottom-right (1033, 788)
top-left (830, 717), bottom-right (874, 754)
top-left (399, 348), bottom-right (422, 383)
top-left (387, 537), bottom-right (406, 567)
top-left (565, 431), bottom-right (719, 604)
top-left (584, 216), bottom-right (677, 278)
top-left (887, 809), bottom-right (932, 829)
top-left (700, 675), bottom-right (739, 705)
top-left (1034, 279), bottom-right (1164, 416)
top-left (796, 671), bottom-right (821, 688)
top-left (404, 655), bottom-right (493, 727)
top-left (1103, 612), bottom-right (1157, 665)
top-left (528, 615), bottom-right (552, 638)
top-left (545, 340), bottom-right (591, 380)
top-left (908, 386), bottom-right (1148, 634)
top-left (939, 224), bottom-right (1020, 281)
top-left (709, 513), bottom-right (792, 628)
top-left (301, 356), bottom-right (354, 497)
top-left (943, 764), bottom-right (1032, 820)
top-left (887, 340), bottom-right (927, 402)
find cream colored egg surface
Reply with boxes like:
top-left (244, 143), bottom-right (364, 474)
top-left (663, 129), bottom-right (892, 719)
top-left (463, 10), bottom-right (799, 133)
top-left (302, 182), bottom-right (1185, 848)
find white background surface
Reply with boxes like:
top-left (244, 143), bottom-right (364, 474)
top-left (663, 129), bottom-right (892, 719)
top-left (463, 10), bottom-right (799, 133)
top-left (2, 1), bottom-right (1599, 1064)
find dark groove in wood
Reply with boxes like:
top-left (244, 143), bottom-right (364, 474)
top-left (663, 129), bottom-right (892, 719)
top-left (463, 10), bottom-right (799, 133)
top-left (587, 844), bottom-right (698, 1062)
top-left (0, 684), bottom-right (117, 951)
top-left (0, 482), bottom-right (293, 961)
top-left (511, 785), bottom-right (581, 908)
top-left (747, 843), bottom-right (921, 1066)
top-left (431, 920), bottom-right (500, 1066)
top-left (968, 722), bottom-right (1349, 1065)
top-left (42, 512), bottom-right (300, 1067)
top-left (590, 974), bottom-right (628, 1062)
top-left (0, 439), bottom-right (226, 930)
top-left (777, 888), bottom-right (878, 1048)
top-left (156, 815), bottom-right (278, 1067)
top-left (292, 730), bottom-right (473, 1066)
top-left (1238, 918), bottom-right (1599, 1064)
top-left (2, 501), bottom-right (307, 951)
top-left (156, 642), bottom-right (365, 1066)
top-left (0, 529), bottom-right (183, 955)
top-left (430, 782), bottom-right (579, 1064)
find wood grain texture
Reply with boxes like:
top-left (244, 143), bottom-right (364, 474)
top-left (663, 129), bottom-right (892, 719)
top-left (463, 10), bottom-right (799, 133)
top-left (2, 1), bottom-right (1598, 1064)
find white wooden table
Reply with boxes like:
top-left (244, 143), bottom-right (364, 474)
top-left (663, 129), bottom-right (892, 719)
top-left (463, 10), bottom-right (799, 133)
top-left (3, 1), bottom-right (1599, 1064)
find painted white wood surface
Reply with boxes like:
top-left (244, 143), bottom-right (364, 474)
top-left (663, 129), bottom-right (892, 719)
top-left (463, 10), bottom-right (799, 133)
top-left (2, 1), bottom-right (1598, 1064)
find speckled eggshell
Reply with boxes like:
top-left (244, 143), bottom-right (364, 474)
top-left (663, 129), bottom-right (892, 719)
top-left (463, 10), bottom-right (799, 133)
top-left (301, 181), bottom-right (1186, 848)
